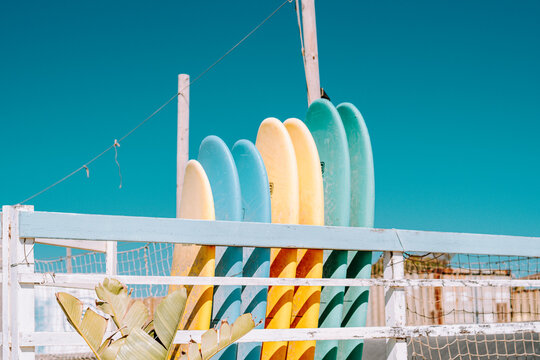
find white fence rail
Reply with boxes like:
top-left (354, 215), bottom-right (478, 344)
top-left (2, 205), bottom-right (540, 360)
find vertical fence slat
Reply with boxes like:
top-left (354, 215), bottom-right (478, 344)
top-left (16, 206), bottom-right (35, 360)
top-left (384, 251), bottom-right (407, 360)
top-left (5, 205), bottom-right (35, 360)
top-left (2, 206), bottom-right (13, 359)
top-left (105, 240), bottom-right (118, 332)
top-left (106, 241), bottom-right (117, 276)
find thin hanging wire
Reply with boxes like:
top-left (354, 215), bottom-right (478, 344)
top-left (17, 0), bottom-right (293, 205)
top-left (113, 139), bottom-right (122, 189)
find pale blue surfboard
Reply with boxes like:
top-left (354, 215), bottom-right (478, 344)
top-left (198, 135), bottom-right (242, 360)
top-left (232, 139), bottom-right (271, 360)
top-left (305, 99), bottom-right (351, 360)
top-left (337, 103), bottom-right (375, 360)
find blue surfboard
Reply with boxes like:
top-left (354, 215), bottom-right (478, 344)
top-left (232, 139), bottom-right (271, 360)
top-left (198, 135), bottom-right (242, 360)
top-left (337, 103), bottom-right (375, 360)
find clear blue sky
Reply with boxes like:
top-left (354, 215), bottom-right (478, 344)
top-left (2, 0), bottom-right (540, 259)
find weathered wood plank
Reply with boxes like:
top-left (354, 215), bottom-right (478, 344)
top-left (19, 273), bottom-right (540, 288)
top-left (384, 252), bottom-right (407, 360)
top-left (5, 205), bottom-right (35, 359)
top-left (35, 238), bottom-right (107, 252)
top-left (19, 211), bottom-right (540, 256)
top-left (19, 322), bottom-right (540, 346)
top-left (1, 207), bottom-right (12, 359)
top-left (19, 211), bottom-right (400, 251)
top-left (301, 0), bottom-right (321, 105)
top-left (177, 74), bottom-right (190, 218)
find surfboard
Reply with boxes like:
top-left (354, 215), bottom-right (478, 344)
top-left (337, 103), bottom-right (375, 360)
top-left (284, 118), bottom-right (324, 360)
top-left (232, 139), bottom-right (272, 360)
top-left (198, 135), bottom-right (242, 360)
top-left (170, 159), bottom-right (216, 333)
top-left (305, 99), bottom-right (351, 360)
top-left (256, 117), bottom-right (300, 360)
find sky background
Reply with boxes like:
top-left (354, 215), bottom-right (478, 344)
top-left (2, 0), bottom-right (540, 259)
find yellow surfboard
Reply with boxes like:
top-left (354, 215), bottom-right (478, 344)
top-left (284, 118), bottom-right (324, 360)
top-left (256, 118), bottom-right (299, 360)
top-left (170, 160), bottom-right (216, 332)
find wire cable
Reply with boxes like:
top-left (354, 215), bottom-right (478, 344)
top-left (189, 0), bottom-right (293, 88)
top-left (17, 0), bottom-right (293, 205)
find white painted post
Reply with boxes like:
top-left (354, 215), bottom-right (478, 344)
top-left (105, 241), bottom-right (117, 276)
top-left (66, 248), bottom-right (72, 273)
top-left (177, 74), bottom-right (190, 217)
top-left (4, 205), bottom-right (35, 360)
top-left (105, 240), bottom-right (118, 332)
top-left (301, 0), bottom-right (321, 105)
top-left (2, 206), bottom-right (12, 359)
top-left (384, 251), bottom-right (407, 360)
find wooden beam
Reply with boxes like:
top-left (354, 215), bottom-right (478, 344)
top-left (301, 0), bottom-right (321, 105)
top-left (19, 273), bottom-right (540, 288)
top-left (5, 205), bottom-right (35, 359)
top-left (35, 238), bottom-right (107, 252)
top-left (177, 74), bottom-right (190, 218)
top-left (2, 206), bottom-right (13, 359)
top-left (384, 252), bottom-right (407, 360)
top-left (19, 322), bottom-right (540, 346)
top-left (18, 211), bottom-right (540, 257)
top-left (105, 241), bottom-right (117, 275)
top-left (65, 248), bottom-right (72, 273)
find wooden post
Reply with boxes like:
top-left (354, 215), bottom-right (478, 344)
top-left (105, 240), bottom-right (117, 332)
top-left (301, 0), bottom-right (321, 105)
top-left (3, 205), bottom-right (35, 359)
top-left (2, 206), bottom-right (12, 359)
top-left (66, 248), bottom-right (72, 273)
top-left (384, 251), bottom-right (407, 360)
top-left (106, 241), bottom-right (117, 276)
top-left (177, 74), bottom-right (190, 217)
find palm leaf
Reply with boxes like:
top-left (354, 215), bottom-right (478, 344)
top-left (56, 292), bottom-right (108, 359)
top-left (95, 278), bottom-right (149, 336)
top-left (99, 335), bottom-right (127, 360)
top-left (116, 327), bottom-right (168, 360)
top-left (188, 314), bottom-right (255, 360)
top-left (154, 287), bottom-right (187, 351)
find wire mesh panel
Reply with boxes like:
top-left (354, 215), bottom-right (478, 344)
top-left (408, 332), bottom-right (540, 360)
top-left (33, 245), bottom-right (540, 358)
top-left (116, 242), bottom-right (174, 298)
top-left (364, 252), bottom-right (540, 359)
top-left (34, 242), bottom-right (174, 355)
top-left (36, 252), bottom-right (106, 274)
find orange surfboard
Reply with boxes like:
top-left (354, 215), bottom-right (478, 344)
top-left (285, 118), bottom-right (324, 360)
top-left (256, 118), bottom-right (300, 360)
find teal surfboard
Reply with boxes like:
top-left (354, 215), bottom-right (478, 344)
top-left (337, 103), bottom-right (375, 360)
top-left (305, 99), bottom-right (351, 360)
top-left (232, 139), bottom-right (272, 360)
top-left (198, 135), bottom-right (242, 360)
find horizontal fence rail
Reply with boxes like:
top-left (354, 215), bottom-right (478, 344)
top-left (19, 273), bottom-right (540, 288)
top-left (17, 322), bottom-right (540, 347)
top-left (19, 211), bottom-right (540, 256)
